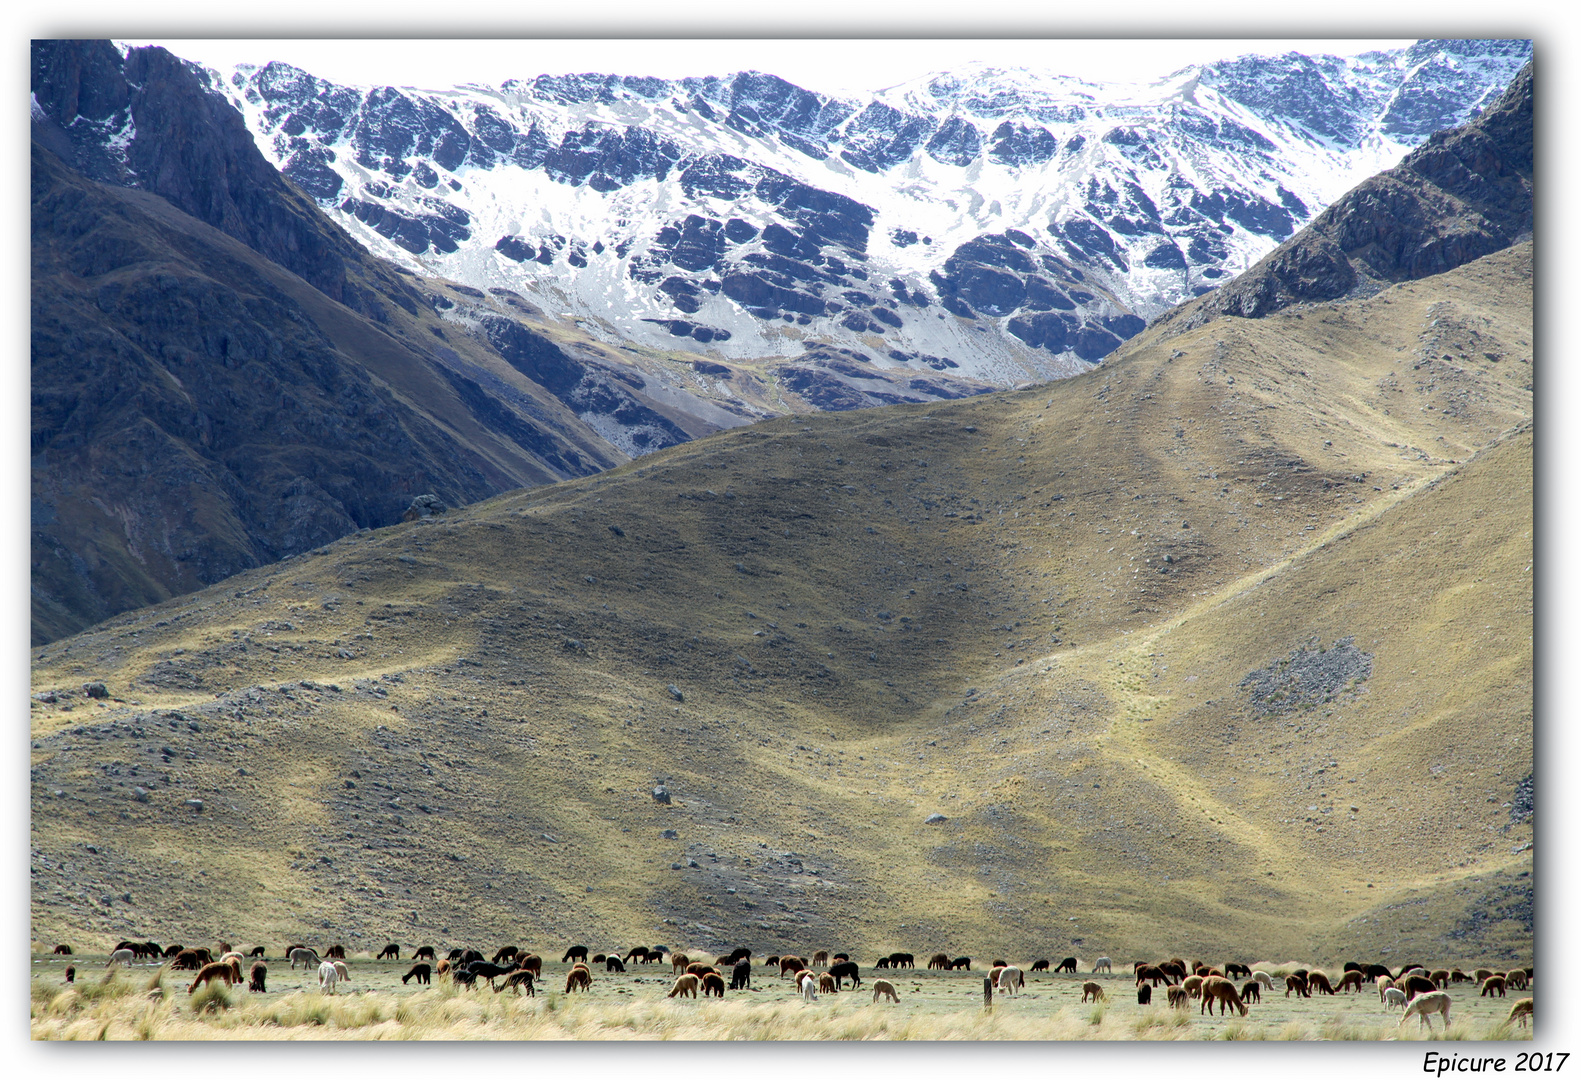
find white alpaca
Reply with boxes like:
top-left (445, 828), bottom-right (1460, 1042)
top-left (1383, 987), bottom-right (1407, 1010)
top-left (798, 971), bottom-right (818, 1002)
top-left (106, 948), bottom-right (135, 968)
top-left (1092, 956), bottom-right (1112, 973)
top-left (290, 947), bottom-right (320, 969)
top-left (318, 961), bottom-right (340, 993)
top-left (1252, 970), bottom-right (1274, 989)
top-left (995, 966), bottom-right (1025, 994)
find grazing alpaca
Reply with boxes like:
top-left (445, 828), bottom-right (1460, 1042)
top-left (562, 945), bottom-right (589, 965)
top-left (1252, 970), bottom-right (1275, 990)
top-left (497, 970), bottom-right (535, 996)
top-left (414, 946), bottom-right (436, 962)
top-left (53, 944), bottom-right (72, 955)
top-left (1201, 977), bottom-right (1248, 1017)
top-left (780, 956), bottom-right (807, 978)
top-left (248, 963), bottom-right (267, 993)
top-left (436, 960), bottom-right (451, 978)
top-left (702, 972), bottom-right (726, 998)
top-left (565, 964), bottom-right (592, 993)
top-left (247, 946), bottom-right (265, 958)
top-left (1473, 968), bottom-right (1494, 983)
top-left (1450, 969), bottom-right (1470, 983)
top-left (818, 973), bottom-right (837, 994)
top-left (1308, 972), bottom-right (1336, 995)
top-left (317, 961), bottom-right (341, 994)
top-left (1430, 969), bottom-right (1451, 988)
top-left (1135, 965), bottom-right (1170, 987)
top-left (606, 955), bottom-right (626, 973)
top-left (324, 945), bottom-right (346, 960)
top-left (402, 964), bottom-right (432, 985)
top-left (686, 963), bottom-right (716, 978)
top-left (1383, 987), bottom-right (1407, 1010)
top-left (106, 949), bottom-right (135, 969)
top-left (950, 957), bottom-right (972, 971)
top-left (1241, 980), bottom-right (1261, 1004)
top-left (812, 950), bottom-right (829, 968)
top-left (727, 948), bottom-right (752, 966)
top-left (1481, 975), bottom-right (1508, 998)
top-left (1082, 981), bottom-right (1107, 1003)
top-left (1337, 970), bottom-right (1364, 993)
top-left (828, 961), bottom-right (862, 990)
top-left (1285, 974), bottom-right (1310, 998)
top-left (1506, 970), bottom-right (1530, 990)
top-left (378, 944), bottom-right (400, 960)
top-left (1182, 975), bottom-right (1206, 999)
top-left (1507, 999), bottom-right (1533, 1029)
top-left (1225, 963), bottom-right (1251, 979)
top-left (288, 948), bottom-right (320, 970)
top-left (1167, 986), bottom-right (1189, 1008)
top-left (1092, 957), bottom-right (1112, 973)
top-left (667, 974), bottom-right (700, 999)
top-left (1400, 991), bottom-right (1452, 1031)
top-left (1031, 959), bottom-right (1050, 972)
top-left (1402, 975), bottom-right (1437, 1000)
top-left (927, 953), bottom-right (951, 970)
top-left (333, 961), bottom-right (351, 984)
top-left (625, 947), bottom-right (651, 964)
top-left (1137, 985), bottom-right (1152, 1006)
top-left (995, 966), bottom-right (1025, 994)
top-left (1056, 957), bottom-right (1078, 973)
top-left (799, 971), bottom-right (818, 1003)
top-left (64, 966), bottom-right (76, 984)
top-left (671, 953), bottom-right (692, 973)
top-left (872, 979), bottom-right (899, 1003)
top-left (730, 960), bottom-right (752, 990)
top-left (516, 954), bottom-right (542, 975)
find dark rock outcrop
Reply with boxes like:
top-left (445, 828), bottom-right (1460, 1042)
top-left (1155, 60), bottom-right (1532, 333)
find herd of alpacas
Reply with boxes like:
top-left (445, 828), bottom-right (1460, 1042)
top-left (55, 940), bottom-right (1533, 1030)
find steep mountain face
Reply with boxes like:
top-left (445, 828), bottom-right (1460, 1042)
top-left (41, 41), bottom-right (951, 643)
top-left (1148, 60), bottom-right (1533, 335)
top-left (29, 242), bottom-right (1532, 959)
top-left (210, 39), bottom-right (1528, 385)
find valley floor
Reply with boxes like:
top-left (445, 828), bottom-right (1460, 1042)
top-left (30, 953), bottom-right (1533, 1042)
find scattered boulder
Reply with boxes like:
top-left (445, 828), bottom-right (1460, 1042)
top-left (402, 494), bottom-right (447, 521)
top-left (652, 786), bottom-right (672, 805)
top-left (83, 682), bottom-right (108, 699)
top-left (660, 829), bottom-right (679, 839)
top-left (184, 798), bottom-right (205, 812)
top-left (924, 813), bottom-right (948, 825)
top-left (667, 684), bottom-right (684, 702)
top-left (131, 786), bottom-right (150, 803)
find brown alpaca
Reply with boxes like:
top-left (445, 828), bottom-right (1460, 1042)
top-left (436, 959), bottom-right (452, 978)
top-left (1081, 981), bottom-right (1107, 1003)
top-left (670, 953), bottom-right (691, 973)
top-left (1240, 979), bottom-right (1261, 1004)
top-left (1135, 964), bottom-right (1170, 987)
top-left (1167, 986), bottom-right (1189, 1008)
top-left (1307, 972), bottom-right (1335, 995)
top-left (497, 970), bottom-right (536, 996)
top-left (1285, 974), bottom-right (1310, 998)
top-left (1182, 975), bottom-right (1206, 999)
top-left (169, 949), bottom-right (204, 972)
top-left (565, 964), bottom-right (592, 993)
top-left (1402, 975), bottom-right (1437, 999)
top-left (667, 974), bottom-right (699, 999)
top-left (1481, 975), bottom-right (1507, 998)
top-left (780, 956), bottom-right (807, 977)
top-left (872, 979), bottom-right (899, 1003)
top-left (64, 966), bottom-right (76, 984)
top-left (818, 972), bottom-right (837, 994)
top-left (812, 950), bottom-right (829, 968)
top-left (516, 954), bottom-right (542, 975)
top-left (1451, 969), bottom-right (1470, 983)
top-left (1474, 968), bottom-right (1494, 982)
top-left (1429, 969), bottom-right (1451, 988)
top-left (1336, 970), bottom-right (1364, 993)
top-left (188, 961), bottom-right (239, 994)
top-left (248, 962), bottom-right (267, 992)
top-left (686, 962), bottom-right (716, 977)
top-left (53, 944), bottom-right (72, 955)
top-left (702, 972), bottom-right (726, 998)
top-left (927, 953), bottom-right (950, 970)
top-left (1506, 970), bottom-right (1530, 990)
top-left (324, 945), bottom-right (346, 960)
top-left (1507, 998), bottom-right (1533, 1029)
top-left (402, 963), bottom-right (431, 985)
top-left (1201, 977), bottom-right (1248, 1017)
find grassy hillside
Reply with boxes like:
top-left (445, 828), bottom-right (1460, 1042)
top-left (30, 243), bottom-right (1531, 967)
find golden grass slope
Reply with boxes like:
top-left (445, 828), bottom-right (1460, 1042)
top-left (30, 243), bottom-right (1531, 967)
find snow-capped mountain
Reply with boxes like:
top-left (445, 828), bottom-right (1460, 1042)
top-left (207, 39), bottom-right (1528, 388)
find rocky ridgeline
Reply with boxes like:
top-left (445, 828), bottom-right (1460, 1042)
top-left (205, 40), bottom-right (1528, 382)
